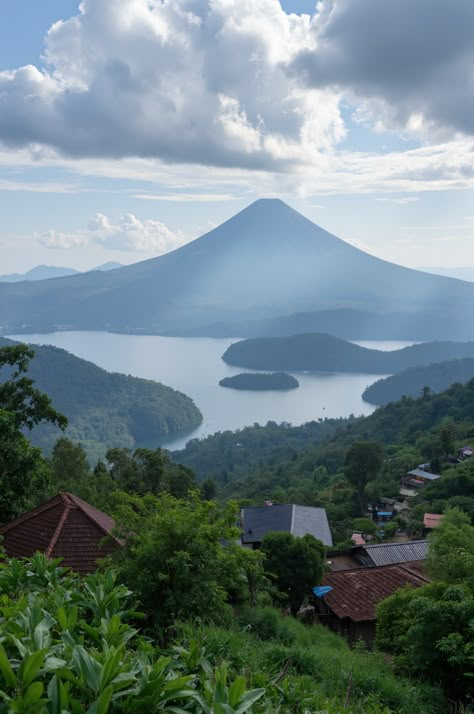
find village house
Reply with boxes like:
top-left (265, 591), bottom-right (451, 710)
top-left (401, 468), bottom-right (441, 493)
top-left (313, 561), bottom-right (429, 645)
top-left (240, 503), bottom-right (333, 548)
top-left (423, 512), bottom-right (443, 534)
top-left (0, 492), bottom-right (120, 575)
top-left (328, 539), bottom-right (429, 571)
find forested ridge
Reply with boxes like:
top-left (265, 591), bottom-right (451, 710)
top-left (363, 358), bottom-right (474, 405)
top-left (0, 337), bottom-right (202, 459)
top-left (223, 332), bottom-right (474, 373)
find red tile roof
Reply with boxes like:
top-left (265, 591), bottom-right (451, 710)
top-left (423, 513), bottom-right (443, 529)
top-left (0, 493), bottom-right (120, 575)
top-left (320, 561), bottom-right (429, 622)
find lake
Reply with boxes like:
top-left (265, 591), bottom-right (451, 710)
top-left (8, 332), bottom-right (413, 451)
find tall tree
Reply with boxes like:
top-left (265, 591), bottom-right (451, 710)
top-left (344, 441), bottom-right (383, 515)
top-left (0, 344), bottom-right (67, 522)
top-left (261, 532), bottom-right (326, 615)
top-left (426, 507), bottom-right (474, 583)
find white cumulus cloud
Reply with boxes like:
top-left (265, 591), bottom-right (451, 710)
top-left (0, 0), bottom-right (344, 169)
top-left (38, 213), bottom-right (184, 253)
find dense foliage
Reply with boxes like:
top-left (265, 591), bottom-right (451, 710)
top-left (261, 532), bottom-right (325, 615)
top-left (219, 373), bottom-right (299, 391)
top-left (47, 440), bottom-right (198, 512)
top-left (363, 358), bottom-right (474, 405)
top-left (377, 510), bottom-right (474, 701)
top-left (222, 333), bottom-right (474, 374)
top-left (0, 344), bottom-right (67, 522)
top-left (0, 338), bottom-right (202, 461)
top-left (111, 493), bottom-right (259, 636)
top-left (0, 553), bottom-right (266, 713)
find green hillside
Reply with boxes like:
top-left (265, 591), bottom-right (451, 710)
top-left (363, 358), bottom-right (474, 405)
top-left (0, 338), bottom-right (202, 459)
top-left (222, 333), bottom-right (474, 373)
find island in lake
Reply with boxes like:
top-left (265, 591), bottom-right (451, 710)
top-left (219, 372), bottom-right (299, 391)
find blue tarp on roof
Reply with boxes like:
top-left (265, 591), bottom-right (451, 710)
top-left (313, 585), bottom-right (333, 598)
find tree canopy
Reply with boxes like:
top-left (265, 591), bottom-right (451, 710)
top-left (0, 344), bottom-right (66, 522)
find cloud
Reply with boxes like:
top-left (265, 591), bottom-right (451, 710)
top-left (292, 0), bottom-right (474, 138)
top-left (376, 196), bottom-right (419, 205)
top-left (38, 213), bottom-right (185, 252)
top-left (0, 0), bottom-right (344, 169)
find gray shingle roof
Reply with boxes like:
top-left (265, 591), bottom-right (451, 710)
top-left (361, 540), bottom-right (428, 567)
top-left (241, 504), bottom-right (332, 547)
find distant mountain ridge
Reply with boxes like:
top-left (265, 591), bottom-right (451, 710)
top-left (222, 333), bottom-right (474, 374)
top-left (1, 200), bottom-right (474, 338)
top-left (0, 262), bottom-right (123, 283)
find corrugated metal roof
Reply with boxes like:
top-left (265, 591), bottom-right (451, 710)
top-left (320, 562), bottom-right (429, 622)
top-left (241, 504), bottom-right (332, 546)
top-left (406, 469), bottom-right (440, 480)
top-left (362, 540), bottom-right (428, 566)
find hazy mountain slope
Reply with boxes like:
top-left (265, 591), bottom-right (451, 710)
top-left (0, 338), bottom-right (202, 458)
top-left (1, 199), bottom-right (474, 336)
top-left (222, 333), bottom-right (474, 373)
top-left (175, 308), bottom-right (461, 341)
top-left (362, 358), bottom-right (474, 405)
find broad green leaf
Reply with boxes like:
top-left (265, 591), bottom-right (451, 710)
top-left (228, 676), bottom-right (246, 708)
top-left (33, 619), bottom-right (51, 650)
top-left (19, 649), bottom-right (46, 687)
top-left (86, 685), bottom-right (113, 714)
top-left (72, 646), bottom-right (102, 693)
top-left (235, 688), bottom-right (266, 713)
top-left (22, 681), bottom-right (44, 709)
top-left (0, 644), bottom-right (17, 687)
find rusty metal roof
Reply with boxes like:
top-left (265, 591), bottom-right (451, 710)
top-left (320, 562), bottom-right (429, 622)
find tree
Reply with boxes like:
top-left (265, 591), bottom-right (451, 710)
top-left (112, 492), bottom-right (260, 636)
top-left (426, 507), bottom-right (474, 583)
top-left (261, 532), bottom-right (326, 615)
top-left (352, 517), bottom-right (377, 541)
top-left (344, 441), bottom-right (383, 515)
top-left (376, 582), bottom-right (474, 700)
top-left (0, 344), bottom-right (67, 522)
top-left (105, 447), bottom-right (197, 498)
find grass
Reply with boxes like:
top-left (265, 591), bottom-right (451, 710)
top-left (177, 605), bottom-right (448, 713)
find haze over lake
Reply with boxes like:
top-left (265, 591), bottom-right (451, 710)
top-left (9, 332), bottom-right (412, 450)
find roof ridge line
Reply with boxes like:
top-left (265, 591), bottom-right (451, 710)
top-left (46, 504), bottom-right (72, 558)
top-left (65, 493), bottom-right (119, 542)
top-left (365, 539), bottom-right (427, 548)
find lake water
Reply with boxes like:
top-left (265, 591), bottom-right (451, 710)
top-left (8, 332), bottom-right (413, 451)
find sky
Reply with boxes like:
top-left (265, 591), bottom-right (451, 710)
top-left (0, 0), bottom-right (473, 274)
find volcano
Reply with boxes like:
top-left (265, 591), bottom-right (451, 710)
top-left (1, 199), bottom-right (473, 338)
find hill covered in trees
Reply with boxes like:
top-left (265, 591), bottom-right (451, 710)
top-left (363, 358), bottom-right (474, 405)
top-left (222, 333), bottom-right (474, 373)
top-left (219, 372), bottom-right (299, 390)
top-left (0, 338), bottom-right (202, 459)
top-left (174, 377), bottom-right (474, 531)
